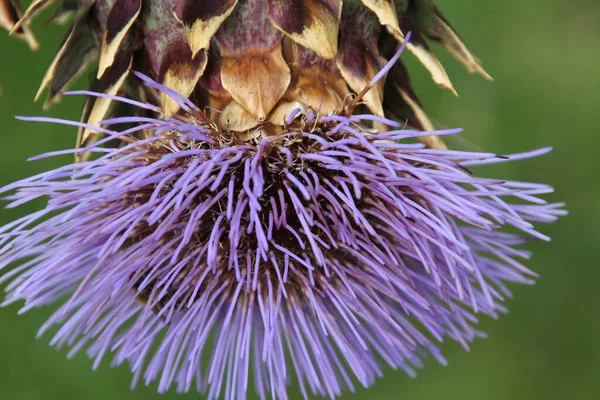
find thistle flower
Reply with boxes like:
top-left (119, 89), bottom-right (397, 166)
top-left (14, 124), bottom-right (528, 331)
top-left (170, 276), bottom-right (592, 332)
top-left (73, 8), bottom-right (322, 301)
top-left (2, 0), bottom-right (491, 153)
top-left (0, 67), bottom-right (565, 399)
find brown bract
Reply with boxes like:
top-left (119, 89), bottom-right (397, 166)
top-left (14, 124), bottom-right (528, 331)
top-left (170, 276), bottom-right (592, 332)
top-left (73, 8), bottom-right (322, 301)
top-left (3, 0), bottom-right (492, 157)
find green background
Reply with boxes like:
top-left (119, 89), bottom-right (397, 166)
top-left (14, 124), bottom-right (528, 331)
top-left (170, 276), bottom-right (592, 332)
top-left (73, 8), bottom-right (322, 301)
top-left (0, 0), bottom-right (598, 399)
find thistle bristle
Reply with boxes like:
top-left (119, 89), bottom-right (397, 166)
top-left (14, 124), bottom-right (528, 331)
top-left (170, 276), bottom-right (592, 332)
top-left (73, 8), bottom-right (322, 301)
top-left (0, 78), bottom-right (565, 397)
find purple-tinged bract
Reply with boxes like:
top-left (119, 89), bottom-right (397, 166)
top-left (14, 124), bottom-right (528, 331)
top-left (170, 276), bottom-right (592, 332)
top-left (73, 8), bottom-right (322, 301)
top-left (0, 77), bottom-right (565, 399)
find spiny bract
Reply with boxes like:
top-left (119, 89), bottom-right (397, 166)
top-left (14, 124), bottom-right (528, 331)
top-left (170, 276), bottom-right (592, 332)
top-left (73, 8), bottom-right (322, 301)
top-left (2, 0), bottom-right (491, 153)
top-left (0, 72), bottom-right (565, 399)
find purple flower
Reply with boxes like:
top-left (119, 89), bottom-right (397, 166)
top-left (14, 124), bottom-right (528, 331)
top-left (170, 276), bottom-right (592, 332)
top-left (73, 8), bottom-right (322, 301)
top-left (0, 75), bottom-right (565, 399)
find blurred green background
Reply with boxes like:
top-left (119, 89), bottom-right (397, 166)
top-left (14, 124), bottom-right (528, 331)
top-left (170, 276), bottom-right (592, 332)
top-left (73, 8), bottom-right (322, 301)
top-left (0, 0), bottom-right (598, 399)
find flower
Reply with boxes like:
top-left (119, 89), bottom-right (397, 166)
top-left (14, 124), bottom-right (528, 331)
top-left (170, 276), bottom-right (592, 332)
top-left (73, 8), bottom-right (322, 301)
top-left (0, 73), bottom-right (565, 399)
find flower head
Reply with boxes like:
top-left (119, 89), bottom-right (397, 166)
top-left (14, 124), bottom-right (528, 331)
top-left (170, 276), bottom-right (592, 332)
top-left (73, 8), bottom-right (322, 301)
top-left (0, 74), bottom-right (565, 399)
